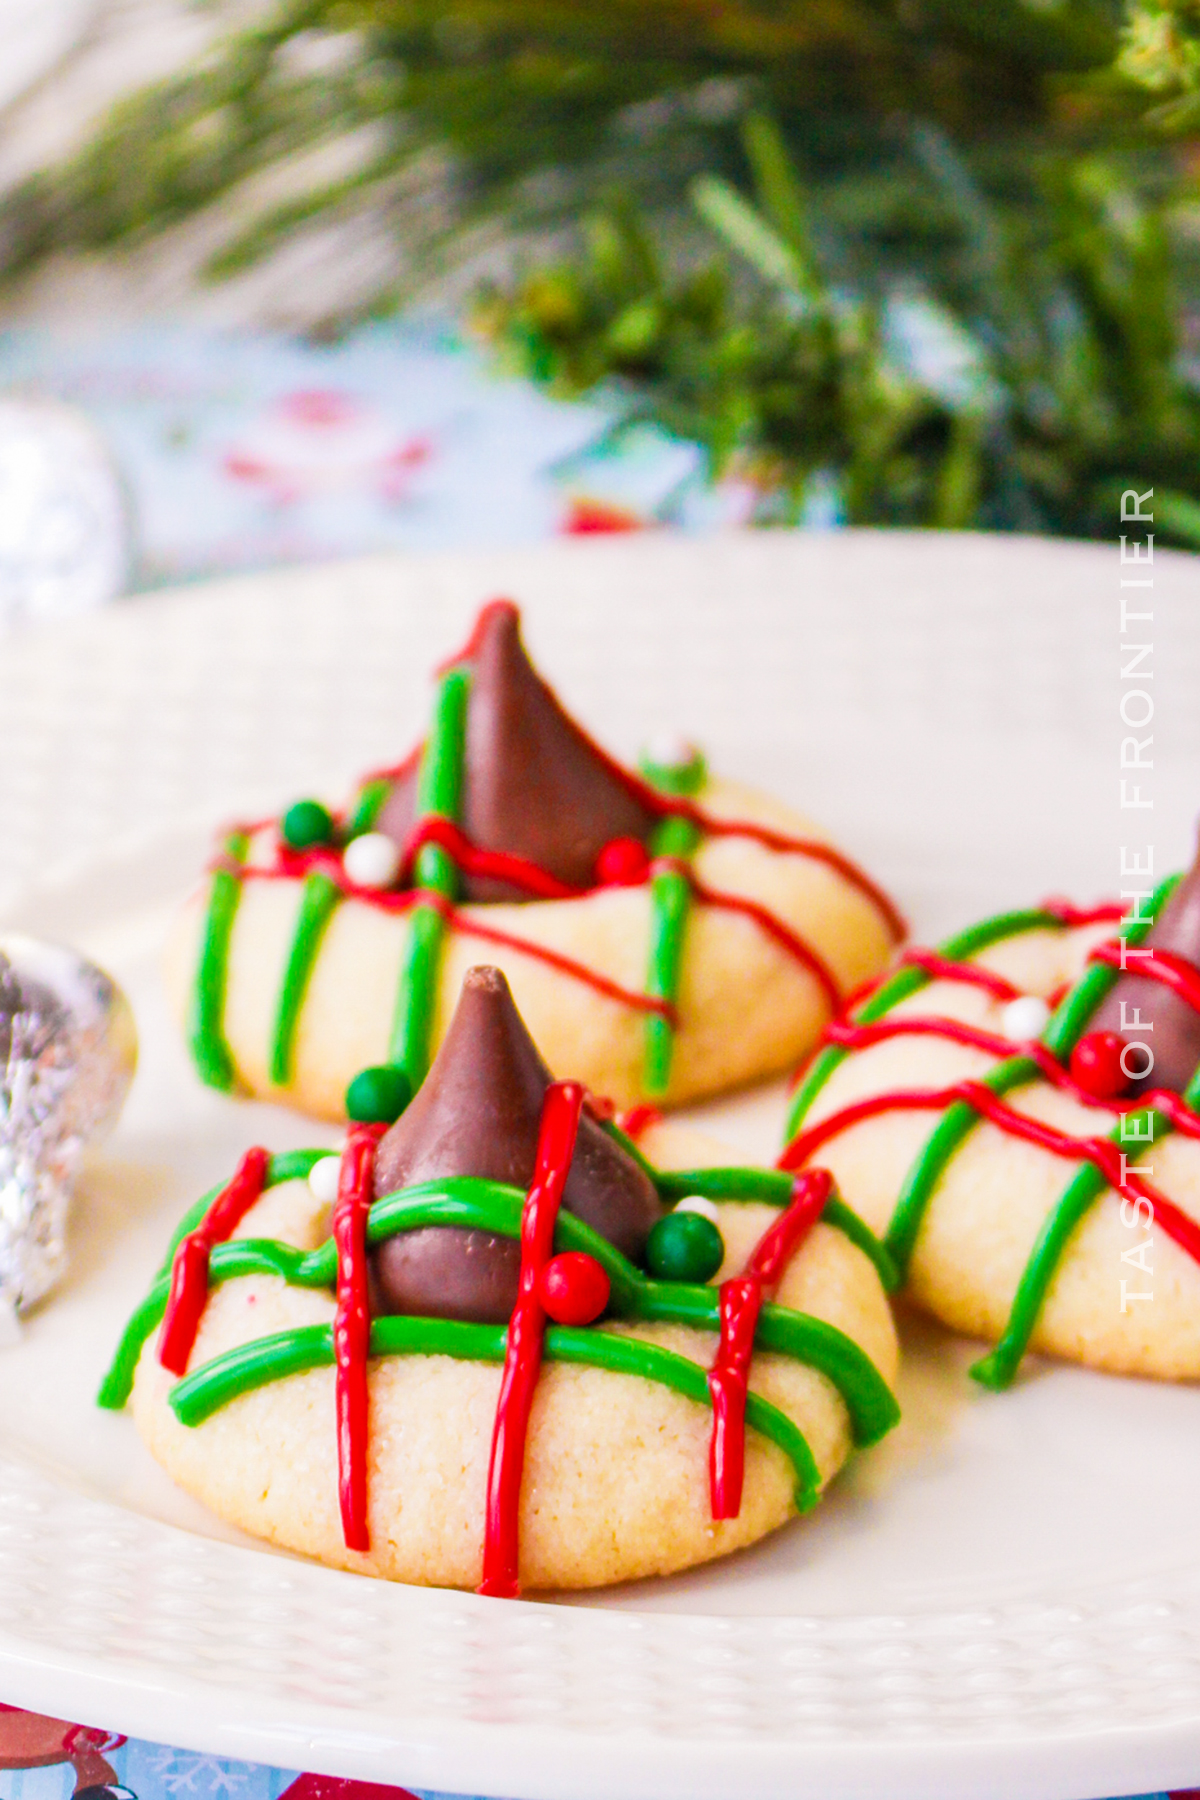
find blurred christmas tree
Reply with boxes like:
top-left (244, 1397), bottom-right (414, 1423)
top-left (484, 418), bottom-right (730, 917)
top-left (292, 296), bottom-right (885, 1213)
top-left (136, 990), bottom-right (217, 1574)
top-left (1119, 0), bottom-right (1200, 127)
top-left (477, 113), bottom-right (1200, 538)
top-left (2, 0), bottom-right (1196, 537)
top-left (0, 0), bottom-right (1137, 294)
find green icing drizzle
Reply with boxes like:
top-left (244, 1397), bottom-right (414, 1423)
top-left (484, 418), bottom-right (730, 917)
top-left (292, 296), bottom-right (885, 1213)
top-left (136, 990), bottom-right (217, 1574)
top-left (971, 1159), bottom-right (1111, 1391)
top-left (655, 1165), bottom-right (797, 1204)
top-left (100, 1164), bottom-right (898, 1458)
top-left (810, 1197), bottom-right (899, 1290)
top-left (268, 870), bottom-right (343, 1087)
top-left (881, 888), bottom-right (1161, 1280)
top-left (387, 666), bottom-right (470, 1087)
top-left (187, 830), bottom-right (250, 1092)
top-left (632, 1284), bottom-right (897, 1444)
top-left (102, 1176), bottom-right (526, 1409)
top-left (166, 1316), bottom-right (823, 1510)
top-left (541, 1326), bottom-right (822, 1509)
top-left (655, 1166), bottom-right (899, 1291)
top-left (1040, 873), bottom-right (1179, 1060)
top-left (784, 879), bottom-right (1188, 1389)
top-left (885, 1056), bottom-right (1038, 1273)
top-left (344, 778), bottom-right (392, 839)
top-left (784, 906), bottom-right (1062, 1142)
top-left (973, 979), bottom-right (1200, 1389)
top-left (158, 1150), bottom-right (325, 1275)
top-left (172, 1321), bottom-right (336, 1421)
top-left (600, 1117), bottom-right (659, 1179)
top-left (640, 753), bottom-right (707, 1096)
top-left (389, 905), bottom-right (445, 1081)
top-left (644, 816), bottom-right (700, 1093)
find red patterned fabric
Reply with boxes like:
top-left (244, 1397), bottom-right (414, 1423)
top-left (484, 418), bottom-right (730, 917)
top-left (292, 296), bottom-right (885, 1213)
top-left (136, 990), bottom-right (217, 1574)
top-left (280, 1777), bottom-right (418, 1800)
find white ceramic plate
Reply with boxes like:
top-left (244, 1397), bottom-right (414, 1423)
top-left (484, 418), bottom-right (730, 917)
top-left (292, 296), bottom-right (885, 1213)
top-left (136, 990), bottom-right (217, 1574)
top-left (1, 530), bottom-right (1199, 1800)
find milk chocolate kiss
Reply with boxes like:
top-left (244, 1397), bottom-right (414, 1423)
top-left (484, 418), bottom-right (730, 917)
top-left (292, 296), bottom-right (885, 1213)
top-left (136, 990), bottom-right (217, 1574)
top-left (375, 600), bottom-right (658, 901)
top-left (370, 966), bottom-right (662, 1323)
top-left (1090, 836), bottom-right (1200, 1097)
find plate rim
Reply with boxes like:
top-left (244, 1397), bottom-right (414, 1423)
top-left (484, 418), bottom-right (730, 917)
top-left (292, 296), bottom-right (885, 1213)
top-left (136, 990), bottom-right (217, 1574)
top-left (5, 1432), bottom-right (1200, 1800)
top-left (2, 529), bottom-right (1200, 1800)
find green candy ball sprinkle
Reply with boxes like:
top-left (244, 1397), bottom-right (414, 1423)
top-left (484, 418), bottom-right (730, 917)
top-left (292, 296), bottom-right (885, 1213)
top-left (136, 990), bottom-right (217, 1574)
top-left (638, 744), bottom-right (707, 798)
top-left (345, 1064), bottom-right (412, 1124)
top-left (645, 1209), bottom-right (724, 1283)
top-left (281, 799), bottom-right (335, 850)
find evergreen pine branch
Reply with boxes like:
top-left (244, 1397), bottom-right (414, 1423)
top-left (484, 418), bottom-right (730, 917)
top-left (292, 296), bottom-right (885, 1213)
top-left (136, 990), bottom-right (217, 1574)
top-left (475, 110), bottom-right (1200, 540)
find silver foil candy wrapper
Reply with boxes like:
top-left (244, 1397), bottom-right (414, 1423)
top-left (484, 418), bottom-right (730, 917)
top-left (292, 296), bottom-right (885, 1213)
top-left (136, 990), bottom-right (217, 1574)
top-left (0, 934), bottom-right (137, 1318)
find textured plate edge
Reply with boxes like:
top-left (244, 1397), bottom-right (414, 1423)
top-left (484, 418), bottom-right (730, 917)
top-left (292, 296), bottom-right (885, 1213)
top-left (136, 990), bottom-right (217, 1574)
top-left (4, 1627), bottom-right (1200, 1800)
top-left (3, 1442), bottom-right (1200, 1800)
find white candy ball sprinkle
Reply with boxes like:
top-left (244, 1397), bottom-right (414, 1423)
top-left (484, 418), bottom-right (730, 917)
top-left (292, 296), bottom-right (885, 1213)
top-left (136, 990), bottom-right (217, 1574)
top-left (674, 1194), bottom-right (721, 1224)
top-left (343, 830), bottom-right (402, 889)
top-left (1001, 995), bottom-right (1051, 1042)
top-left (308, 1154), bottom-right (342, 1205)
top-left (643, 728), bottom-right (697, 770)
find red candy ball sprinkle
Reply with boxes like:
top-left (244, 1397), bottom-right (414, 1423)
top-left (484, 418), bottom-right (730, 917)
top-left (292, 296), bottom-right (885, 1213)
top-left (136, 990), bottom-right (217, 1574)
top-left (596, 836), bottom-right (650, 887)
top-left (539, 1252), bottom-right (611, 1325)
top-left (1068, 1030), bottom-right (1132, 1100)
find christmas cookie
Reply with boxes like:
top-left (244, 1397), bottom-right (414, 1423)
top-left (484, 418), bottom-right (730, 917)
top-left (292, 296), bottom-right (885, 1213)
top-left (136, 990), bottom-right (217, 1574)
top-left (103, 967), bottom-right (899, 1593)
top-left (164, 600), bottom-right (901, 1119)
top-left (783, 847), bottom-right (1200, 1386)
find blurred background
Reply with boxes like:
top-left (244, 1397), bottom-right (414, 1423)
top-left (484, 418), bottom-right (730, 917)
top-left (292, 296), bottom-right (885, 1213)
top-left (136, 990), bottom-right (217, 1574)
top-left (1, 0), bottom-right (1198, 622)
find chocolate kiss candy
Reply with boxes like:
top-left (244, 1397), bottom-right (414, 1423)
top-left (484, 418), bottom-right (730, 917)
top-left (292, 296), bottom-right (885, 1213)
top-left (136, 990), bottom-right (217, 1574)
top-left (370, 965), bottom-right (661, 1323)
top-left (375, 600), bottom-right (659, 901)
top-left (1089, 837), bottom-right (1200, 1097)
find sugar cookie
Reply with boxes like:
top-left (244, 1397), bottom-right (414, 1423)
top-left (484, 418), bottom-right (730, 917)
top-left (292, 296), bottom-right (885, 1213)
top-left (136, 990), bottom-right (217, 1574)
top-left (105, 968), bottom-right (899, 1592)
top-left (783, 852), bottom-right (1200, 1385)
top-left (166, 601), bottom-right (901, 1118)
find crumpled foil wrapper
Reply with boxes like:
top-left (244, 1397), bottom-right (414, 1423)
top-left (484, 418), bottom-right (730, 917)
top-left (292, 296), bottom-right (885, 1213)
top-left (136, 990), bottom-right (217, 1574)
top-left (0, 934), bottom-right (137, 1317)
top-left (0, 397), bottom-right (130, 630)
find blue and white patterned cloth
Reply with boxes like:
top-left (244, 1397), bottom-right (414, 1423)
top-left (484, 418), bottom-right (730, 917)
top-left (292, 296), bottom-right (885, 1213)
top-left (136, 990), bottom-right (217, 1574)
top-left (0, 1722), bottom-right (1194, 1800)
top-left (0, 1731), bottom-right (462, 1800)
top-left (0, 319), bottom-right (750, 601)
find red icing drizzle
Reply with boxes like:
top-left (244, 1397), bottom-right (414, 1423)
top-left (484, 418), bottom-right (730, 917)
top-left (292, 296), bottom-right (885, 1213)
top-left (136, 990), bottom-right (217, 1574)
top-left (436, 597), bottom-right (516, 671)
top-left (824, 1013), bottom-right (1158, 1105)
top-left (779, 1077), bottom-right (1200, 1267)
top-left (159, 1147), bottom-right (270, 1375)
top-left (224, 853), bottom-right (677, 1022)
top-left (824, 1013), bottom-right (1200, 1127)
top-left (819, 951), bottom-right (1020, 1034)
top-left (788, 954), bottom-right (1024, 1090)
top-left (895, 948), bottom-right (1021, 1002)
top-left (707, 1169), bottom-right (832, 1519)
top-left (352, 744), bottom-right (423, 792)
top-left (402, 818), bottom-right (579, 900)
top-left (480, 1080), bottom-right (585, 1598)
top-left (1090, 940), bottom-right (1200, 1013)
top-left (824, 1015), bottom-right (1013, 1059)
top-left (615, 1103), bottom-right (664, 1141)
top-left (1039, 898), bottom-right (1129, 927)
top-left (333, 1122), bottom-right (387, 1553)
top-left (659, 860), bottom-right (842, 1010)
top-left (829, 909), bottom-right (1124, 1025)
top-left (226, 736), bottom-right (901, 1023)
top-left (237, 839), bottom-right (846, 1011)
top-left (667, 805), bottom-right (905, 938)
top-left (432, 602), bottom-right (905, 940)
top-left (440, 904), bottom-right (677, 1021)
